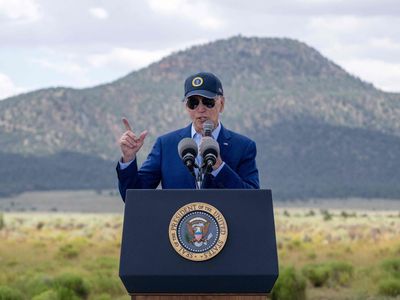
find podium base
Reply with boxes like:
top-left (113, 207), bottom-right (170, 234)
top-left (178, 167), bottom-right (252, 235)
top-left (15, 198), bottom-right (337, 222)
top-left (131, 294), bottom-right (268, 300)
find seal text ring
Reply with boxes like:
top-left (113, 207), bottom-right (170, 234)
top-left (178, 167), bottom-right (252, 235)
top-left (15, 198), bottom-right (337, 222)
top-left (168, 202), bottom-right (228, 261)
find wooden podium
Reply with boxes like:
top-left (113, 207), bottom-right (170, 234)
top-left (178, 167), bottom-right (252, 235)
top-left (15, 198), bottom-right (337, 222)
top-left (120, 189), bottom-right (278, 300)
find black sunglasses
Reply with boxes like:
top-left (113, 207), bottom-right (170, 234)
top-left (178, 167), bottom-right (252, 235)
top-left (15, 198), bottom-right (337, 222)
top-left (186, 97), bottom-right (216, 110)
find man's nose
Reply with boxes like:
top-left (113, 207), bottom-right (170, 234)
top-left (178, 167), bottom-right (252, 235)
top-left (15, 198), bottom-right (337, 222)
top-left (196, 101), bottom-right (207, 112)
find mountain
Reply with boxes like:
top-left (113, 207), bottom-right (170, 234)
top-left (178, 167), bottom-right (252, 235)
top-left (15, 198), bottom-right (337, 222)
top-left (0, 35), bottom-right (399, 199)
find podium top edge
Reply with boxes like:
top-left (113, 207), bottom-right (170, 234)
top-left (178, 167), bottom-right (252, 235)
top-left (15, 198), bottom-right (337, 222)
top-left (129, 293), bottom-right (270, 296)
top-left (126, 189), bottom-right (272, 191)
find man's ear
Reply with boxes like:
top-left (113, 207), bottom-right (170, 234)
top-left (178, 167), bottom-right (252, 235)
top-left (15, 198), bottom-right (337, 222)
top-left (219, 96), bottom-right (225, 113)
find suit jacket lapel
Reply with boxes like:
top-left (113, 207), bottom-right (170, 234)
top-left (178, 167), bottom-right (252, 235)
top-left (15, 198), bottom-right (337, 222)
top-left (178, 124), bottom-right (192, 139)
top-left (217, 124), bottom-right (231, 161)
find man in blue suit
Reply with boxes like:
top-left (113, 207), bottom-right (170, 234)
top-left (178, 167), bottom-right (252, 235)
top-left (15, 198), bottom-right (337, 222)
top-left (116, 72), bottom-right (259, 200)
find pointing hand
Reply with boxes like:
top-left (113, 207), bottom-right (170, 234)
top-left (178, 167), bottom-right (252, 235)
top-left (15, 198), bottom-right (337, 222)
top-left (119, 117), bottom-right (148, 163)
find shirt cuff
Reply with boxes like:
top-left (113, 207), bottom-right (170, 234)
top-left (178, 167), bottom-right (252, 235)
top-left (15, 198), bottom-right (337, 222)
top-left (119, 158), bottom-right (134, 170)
top-left (211, 162), bottom-right (225, 177)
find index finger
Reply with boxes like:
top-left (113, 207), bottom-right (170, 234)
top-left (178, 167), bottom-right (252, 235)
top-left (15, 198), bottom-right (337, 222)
top-left (122, 117), bottom-right (132, 131)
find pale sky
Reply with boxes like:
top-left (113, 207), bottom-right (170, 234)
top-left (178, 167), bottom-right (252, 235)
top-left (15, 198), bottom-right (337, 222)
top-left (1, 0), bottom-right (400, 100)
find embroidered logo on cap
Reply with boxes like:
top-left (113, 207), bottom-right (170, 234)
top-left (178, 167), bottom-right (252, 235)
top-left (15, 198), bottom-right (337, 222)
top-left (192, 77), bottom-right (203, 87)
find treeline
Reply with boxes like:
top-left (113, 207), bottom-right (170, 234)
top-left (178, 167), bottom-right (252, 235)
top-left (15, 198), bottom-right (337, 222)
top-left (0, 151), bottom-right (116, 197)
top-left (254, 119), bottom-right (400, 199)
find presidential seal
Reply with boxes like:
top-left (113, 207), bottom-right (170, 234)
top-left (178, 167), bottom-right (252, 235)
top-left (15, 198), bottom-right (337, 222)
top-left (169, 202), bottom-right (228, 261)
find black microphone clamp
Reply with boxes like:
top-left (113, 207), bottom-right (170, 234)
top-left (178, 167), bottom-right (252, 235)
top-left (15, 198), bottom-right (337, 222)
top-left (203, 153), bottom-right (217, 173)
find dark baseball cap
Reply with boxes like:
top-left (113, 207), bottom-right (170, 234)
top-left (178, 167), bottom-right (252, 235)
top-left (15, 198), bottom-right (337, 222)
top-left (183, 72), bottom-right (224, 100)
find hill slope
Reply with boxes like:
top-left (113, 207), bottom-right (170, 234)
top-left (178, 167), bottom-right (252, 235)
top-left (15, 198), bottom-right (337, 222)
top-left (0, 36), bottom-right (399, 199)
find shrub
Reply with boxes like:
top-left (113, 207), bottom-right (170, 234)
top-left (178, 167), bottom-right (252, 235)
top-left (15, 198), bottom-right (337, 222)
top-left (23, 274), bottom-right (53, 297)
top-left (394, 244), bottom-right (400, 255)
top-left (32, 289), bottom-right (57, 300)
top-left (0, 286), bottom-right (24, 300)
top-left (302, 264), bottom-right (331, 287)
top-left (340, 211), bottom-right (356, 218)
top-left (32, 287), bottom-right (79, 300)
top-left (307, 252), bottom-right (317, 260)
top-left (378, 278), bottom-right (400, 297)
top-left (57, 244), bottom-right (79, 259)
top-left (0, 212), bottom-right (4, 230)
top-left (54, 273), bottom-right (90, 299)
top-left (94, 294), bottom-right (112, 300)
top-left (54, 287), bottom-right (79, 300)
top-left (302, 261), bottom-right (353, 287)
top-left (271, 266), bottom-right (306, 300)
top-left (382, 258), bottom-right (400, 278)
top-left (305, 210), bottom-right (315, 217)
top-left (88, 271), bottom-right (124, 294)
top-left (321, 209), bottom-right (333, 221)
top-left (94, 257), bottom-right (118, 270)
top-left (329, 261), bottom-right (353, 286)
top-left (287, 239), bottom-right (303, 251)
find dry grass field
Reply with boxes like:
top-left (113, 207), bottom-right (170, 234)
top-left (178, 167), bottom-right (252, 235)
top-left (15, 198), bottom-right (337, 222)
top-left (0, 204), bottom-right (399, 299)
top-left (273, 208), bottom-right (400, 300)
top-left (0, 213), bottom-right (127, 300)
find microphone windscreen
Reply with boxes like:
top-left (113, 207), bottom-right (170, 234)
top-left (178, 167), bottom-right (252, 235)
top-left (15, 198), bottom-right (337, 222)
top-left (178, 138), bottom-right (198, 159)
top-left (199, 136), bottom-right (219, 156)
top-left (203, 120), bottom-right (214, 137)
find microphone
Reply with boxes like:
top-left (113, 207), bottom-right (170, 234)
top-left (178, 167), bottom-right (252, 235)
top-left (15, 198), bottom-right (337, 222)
top-left (199, 137), bottom-right (220, 173)
top-left (203, 120), bottom-right (214, 137)
top-left (178, 138), bottom-right (198, 175)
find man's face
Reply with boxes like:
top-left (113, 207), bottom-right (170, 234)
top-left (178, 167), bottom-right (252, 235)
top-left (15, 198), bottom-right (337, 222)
top-left (185, 95), bottom-right (225, 133)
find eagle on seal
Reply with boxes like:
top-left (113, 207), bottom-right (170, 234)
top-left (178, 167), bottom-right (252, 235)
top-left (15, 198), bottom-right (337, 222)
top-left (186, 217), bottom-right (210, 243)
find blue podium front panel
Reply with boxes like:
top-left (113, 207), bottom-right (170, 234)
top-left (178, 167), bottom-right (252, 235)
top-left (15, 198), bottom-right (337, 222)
top-left (119, 189), bottom-right (278, 293)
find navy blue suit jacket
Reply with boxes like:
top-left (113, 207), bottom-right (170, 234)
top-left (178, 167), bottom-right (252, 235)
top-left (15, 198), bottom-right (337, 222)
top-left (116, 124), bottom-right (259, 200)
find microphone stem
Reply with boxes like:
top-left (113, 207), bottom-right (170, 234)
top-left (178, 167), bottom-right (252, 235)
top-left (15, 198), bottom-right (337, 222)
top-left (196, 168), bottom-right (203, 189)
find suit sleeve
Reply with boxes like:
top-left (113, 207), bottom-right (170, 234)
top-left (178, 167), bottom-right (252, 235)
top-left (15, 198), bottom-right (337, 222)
top-left (116, 137), bottom-right (162, 201)
top-left (212, 140), bottom-right (259, 189)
